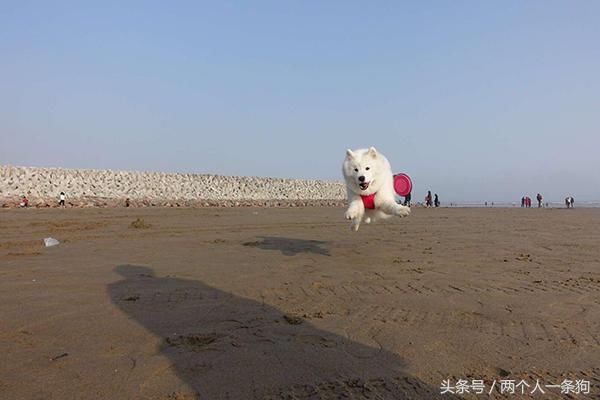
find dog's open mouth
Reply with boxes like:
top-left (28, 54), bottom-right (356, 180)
top-left (359, 182), bottom-right (370, 191)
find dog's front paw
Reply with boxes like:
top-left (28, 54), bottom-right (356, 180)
top-left (345, 209), bottom-right (360, 220)
top-left (395, 205), bottom-right (411, 217)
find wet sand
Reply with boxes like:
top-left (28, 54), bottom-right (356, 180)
top-left (1, 207), bottom-right (599, 399)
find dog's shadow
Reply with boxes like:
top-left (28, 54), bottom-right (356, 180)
top-left (108, 265), bottom-right (453, 399)
top-left (242, 236), bottom-right (330, 256)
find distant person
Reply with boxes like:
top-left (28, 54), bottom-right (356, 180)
top-left (125, 198), bottom-right (130, 207)
top-left (425, 191), bottom-right (433, 207)
top-left (434, 194), bottom-right (440, 207)
top-left (565, 196), bottom-right (574, 209)
top-left (403, 191), bottom-right (411, 207)
top-left (19, 196), bottom-right (29, 208)
top-left (536, 193), bottom-right (543, 208)
top-left (521, 197), bottom-right (525, 208)
top-left (59, 191), bottom-right (66, 207)
top-left (485, 201), bottom-right (488, 207)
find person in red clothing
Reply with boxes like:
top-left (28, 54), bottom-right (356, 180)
top-left (19, 195), bottom-right (29, 208)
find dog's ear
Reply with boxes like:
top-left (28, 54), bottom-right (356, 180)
top-left (367, 147), bottom-right (378, 158)
top-left (346, 149), bottom-right (355, 159)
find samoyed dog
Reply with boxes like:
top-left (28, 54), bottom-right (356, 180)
top-left (342, 147), bottom-right (410, 231)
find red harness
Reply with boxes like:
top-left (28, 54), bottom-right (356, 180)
top-left (360, 193), bottom-right (376, 210)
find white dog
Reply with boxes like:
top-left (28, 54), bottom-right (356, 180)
top-left (342, 147), bottom-right (410, 231)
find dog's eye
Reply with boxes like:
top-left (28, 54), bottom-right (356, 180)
top-left (366, 167), bottom-right (370, 170)
top-left (354, 168), bottom-right (358, 172)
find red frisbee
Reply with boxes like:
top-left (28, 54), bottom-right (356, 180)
top-left (393, 173), bottom-right (412, 197)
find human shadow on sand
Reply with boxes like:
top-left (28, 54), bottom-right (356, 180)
top-left (242, 236), bottom-right (330, 256)
top-left (108, 265), bottom-right (453, 399)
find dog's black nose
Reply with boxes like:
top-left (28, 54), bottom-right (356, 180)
top-left (358, 176), bottom-right (365, 182)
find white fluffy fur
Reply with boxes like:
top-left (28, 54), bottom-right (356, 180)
top-left (342, 147), bottom-right (410, 231)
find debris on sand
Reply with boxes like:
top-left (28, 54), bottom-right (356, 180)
top-left (283, 314), bottom-right (304, 325)
top-left (50, 352), bottom-right (69, 361)
top-left (43, 237), bottom-right (60, 247)
top-left (129, 218), bottom-right (151, 229)
top-left (165, 333), bottom-right (223, 351)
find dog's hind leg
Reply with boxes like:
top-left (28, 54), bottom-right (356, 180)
top-left (377, 200), bottom-right (411, 218)
top-left (370, 210), bottom-right (392, 222)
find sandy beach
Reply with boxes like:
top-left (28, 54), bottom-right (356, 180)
top-left (1, 207), bottom-right (599, 399)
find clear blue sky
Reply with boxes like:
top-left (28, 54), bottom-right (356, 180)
top-left (1, 1), bottom-right (599, 202)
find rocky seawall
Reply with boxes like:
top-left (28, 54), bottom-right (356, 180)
top-left (0, 166), bottom-right (346, 208)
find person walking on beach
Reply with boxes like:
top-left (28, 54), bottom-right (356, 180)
top-left (536, 193), bottom-right (543, 208)
top-left (59, 192), bottom-right (66, 208)
top-left (425, 191), bottom-right (433, 207)
top-left (434, 194), bottom-right (440, 207)
top-left (403, 191), bottom-right (412, 207)
top-left (19, 195), bottom-right (29, 208)
top-left (565, 196), bottom-right (575, 209)
top-left (521, 197), bottom-right (525, 208)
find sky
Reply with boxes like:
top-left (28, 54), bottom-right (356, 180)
top-left (1, 1), bottom-right (599, 202)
